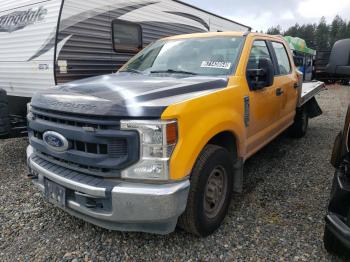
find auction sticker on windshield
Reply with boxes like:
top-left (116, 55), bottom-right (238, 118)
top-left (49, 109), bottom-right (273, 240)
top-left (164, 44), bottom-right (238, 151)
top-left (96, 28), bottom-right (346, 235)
top-left (201, 61), bottom-right (232, 69)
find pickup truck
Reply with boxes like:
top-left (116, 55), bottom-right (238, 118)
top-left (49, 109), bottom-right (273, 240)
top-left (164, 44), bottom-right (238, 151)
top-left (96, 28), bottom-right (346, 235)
top-left (326, 104), bottom-right (350, 257)
top-left (26, 32), bottom-right (324, 236)
top-left (323, 39), bottom-right (350, 257)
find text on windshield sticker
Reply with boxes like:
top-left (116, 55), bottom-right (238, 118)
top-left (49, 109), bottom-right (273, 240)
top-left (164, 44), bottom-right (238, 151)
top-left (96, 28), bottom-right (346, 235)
top-left (200, 61), bottom-right (232, 69)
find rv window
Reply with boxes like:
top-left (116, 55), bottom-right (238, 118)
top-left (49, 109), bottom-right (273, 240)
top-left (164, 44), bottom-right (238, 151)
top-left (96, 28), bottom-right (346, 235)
top-left (112, 20), bottom-right (142, 53)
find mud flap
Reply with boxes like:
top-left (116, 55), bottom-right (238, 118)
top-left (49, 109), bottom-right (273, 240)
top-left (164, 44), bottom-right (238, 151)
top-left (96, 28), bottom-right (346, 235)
top-left (233, 157), bottom-right (244, 193)
top-left (304, 97), bottom-right (322, 119)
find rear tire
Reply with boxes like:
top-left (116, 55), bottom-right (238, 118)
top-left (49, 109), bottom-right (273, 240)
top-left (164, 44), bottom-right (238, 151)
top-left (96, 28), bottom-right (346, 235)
top-left (288, 107), bottom-right (308, 138)
top-left (177, 144), bottom-right (234, 237)
top-left (0, 89), bottom-right (10, 137)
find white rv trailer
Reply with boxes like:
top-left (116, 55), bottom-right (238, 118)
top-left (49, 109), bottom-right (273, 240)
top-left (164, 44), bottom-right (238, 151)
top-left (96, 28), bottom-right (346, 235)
top-left (0, 0), bottom-right (250, 136)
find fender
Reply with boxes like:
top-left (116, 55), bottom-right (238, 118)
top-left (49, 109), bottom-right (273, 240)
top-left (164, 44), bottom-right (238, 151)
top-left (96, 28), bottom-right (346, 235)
top-left (161, 86), bottom-right (247, 180)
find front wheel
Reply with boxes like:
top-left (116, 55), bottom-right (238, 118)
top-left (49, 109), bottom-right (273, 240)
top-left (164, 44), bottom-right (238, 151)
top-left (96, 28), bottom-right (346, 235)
top-left (288, 107), bottom-right (308, 138)
top-left (177, 144), bottom-right (234, 237)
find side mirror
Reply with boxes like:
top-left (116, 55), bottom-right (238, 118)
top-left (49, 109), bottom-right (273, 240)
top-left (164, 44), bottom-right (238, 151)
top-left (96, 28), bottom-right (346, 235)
top-left (247, 57), bottom-right (274, 90)
top-left (326, 39), bottom-right (350, 76)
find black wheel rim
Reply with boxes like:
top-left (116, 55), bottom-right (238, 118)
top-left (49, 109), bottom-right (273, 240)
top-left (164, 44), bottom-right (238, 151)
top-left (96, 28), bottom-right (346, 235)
top-left (204, 165), bottom-right (228, 219)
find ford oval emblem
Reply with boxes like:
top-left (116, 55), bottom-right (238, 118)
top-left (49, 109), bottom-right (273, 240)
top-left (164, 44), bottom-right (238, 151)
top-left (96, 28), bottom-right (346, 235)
top-left (43, 131), bottom-right (69, 152)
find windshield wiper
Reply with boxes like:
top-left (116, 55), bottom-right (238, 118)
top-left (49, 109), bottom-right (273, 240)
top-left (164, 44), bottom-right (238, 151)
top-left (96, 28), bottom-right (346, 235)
top-left (120, 68), bottom-right (143, 74)
top-left (150, 69), bottom-right (198, 75)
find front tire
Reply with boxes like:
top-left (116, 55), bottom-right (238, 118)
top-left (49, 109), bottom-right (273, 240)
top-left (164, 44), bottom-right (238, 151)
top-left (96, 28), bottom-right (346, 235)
top-left (288, 107), bottom-right (308, 138)
top-left (178, 144), bottom-right (234, 236)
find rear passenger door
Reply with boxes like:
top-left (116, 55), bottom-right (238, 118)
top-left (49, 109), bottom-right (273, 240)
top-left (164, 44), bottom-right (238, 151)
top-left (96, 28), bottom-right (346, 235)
top-left (269, 41), bottom-right (299, 126)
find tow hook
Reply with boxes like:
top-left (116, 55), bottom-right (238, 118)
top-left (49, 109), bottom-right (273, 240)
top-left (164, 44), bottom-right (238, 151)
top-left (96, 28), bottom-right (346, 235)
top-left (27, 168), bottom-right (38, 179)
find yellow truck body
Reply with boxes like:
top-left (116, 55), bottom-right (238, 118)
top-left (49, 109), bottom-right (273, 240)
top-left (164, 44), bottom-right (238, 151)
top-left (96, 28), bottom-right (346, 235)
top-left (161, 32), bottom-right (299, 180)
top-left (27, 31), bottom-right (324, 235)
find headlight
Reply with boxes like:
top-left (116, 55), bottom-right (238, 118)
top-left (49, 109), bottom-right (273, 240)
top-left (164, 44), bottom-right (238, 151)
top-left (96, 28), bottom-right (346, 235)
top-left (120, 119), bottom-right (177, 181)
top-left (27, 102), bottom-right (32, 113)
top-left (27, 103), bottom-right (34, 121)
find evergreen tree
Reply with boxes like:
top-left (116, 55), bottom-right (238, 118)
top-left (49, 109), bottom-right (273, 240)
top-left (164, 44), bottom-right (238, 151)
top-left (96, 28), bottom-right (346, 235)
top-left (347, 21), bottom-right (350, 38)
top-left (315, 17), bottom-right (330, 50)
top-left (270, 15), bottom-right (349, 50)
top-left (302, 24), bottom-right (317, 48)
top-left (266, 25), bottom-right (282, 35)
top-left (330, 15), bottom-right (347, 46)
top-left (284, 24), bottom-right (300, 37)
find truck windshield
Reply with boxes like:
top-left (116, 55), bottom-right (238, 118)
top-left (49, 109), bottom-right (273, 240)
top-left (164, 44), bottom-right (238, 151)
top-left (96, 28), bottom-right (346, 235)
top-left (120, 36), bottom-right (244, 76)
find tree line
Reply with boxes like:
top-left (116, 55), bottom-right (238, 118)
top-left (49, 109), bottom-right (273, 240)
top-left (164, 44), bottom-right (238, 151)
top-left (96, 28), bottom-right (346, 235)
top-left (266, 15), bottom-right (350, 50)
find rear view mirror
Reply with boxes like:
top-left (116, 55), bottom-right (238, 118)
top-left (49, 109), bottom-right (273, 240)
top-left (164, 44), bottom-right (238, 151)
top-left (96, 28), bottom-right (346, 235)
top-left (326, 39), bottom-right (350, 76)
top-left (247, 58), bottom-right (274, 90)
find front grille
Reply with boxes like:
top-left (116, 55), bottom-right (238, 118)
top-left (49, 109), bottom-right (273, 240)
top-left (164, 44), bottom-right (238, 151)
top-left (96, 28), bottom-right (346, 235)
top-left (108, 139), bottom-right (128, 157)
top-left (33, 130), bottom-right (111, 155)
top-left (28, 106), bottom-right (139, 177)
top-left (32, 106), bottom-right (119, 130)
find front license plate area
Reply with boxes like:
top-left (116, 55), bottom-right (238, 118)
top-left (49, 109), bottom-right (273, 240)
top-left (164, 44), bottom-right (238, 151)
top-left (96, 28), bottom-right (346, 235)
top-left (44, 179), bottom-right (66, 208)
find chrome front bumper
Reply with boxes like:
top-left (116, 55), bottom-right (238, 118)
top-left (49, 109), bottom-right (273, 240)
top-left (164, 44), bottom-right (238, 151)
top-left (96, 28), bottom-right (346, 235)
top-left (27, 146), bottom-right (190, 234)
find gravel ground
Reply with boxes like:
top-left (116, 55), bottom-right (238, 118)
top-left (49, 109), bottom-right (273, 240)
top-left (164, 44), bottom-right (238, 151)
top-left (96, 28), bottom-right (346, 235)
top-left (1, 85), bottom-right (350, 261)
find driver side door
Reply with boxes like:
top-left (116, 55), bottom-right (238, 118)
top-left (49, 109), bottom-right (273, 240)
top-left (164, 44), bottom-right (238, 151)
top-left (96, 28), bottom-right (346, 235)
top-left (245, 40), bottom-right (281, 156)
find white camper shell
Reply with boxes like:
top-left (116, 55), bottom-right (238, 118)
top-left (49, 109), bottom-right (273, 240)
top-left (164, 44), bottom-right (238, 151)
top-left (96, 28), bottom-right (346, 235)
top-left (0, 0), bottom-right (250, 136)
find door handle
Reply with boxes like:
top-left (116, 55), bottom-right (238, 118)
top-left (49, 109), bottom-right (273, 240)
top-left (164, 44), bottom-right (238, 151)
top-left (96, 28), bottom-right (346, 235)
top-left (276, 88), bottom-right (284, 96)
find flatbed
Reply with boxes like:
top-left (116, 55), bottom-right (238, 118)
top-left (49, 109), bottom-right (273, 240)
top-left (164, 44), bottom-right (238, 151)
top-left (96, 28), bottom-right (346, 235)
top-left (299, 81), bottom-right (325, 107)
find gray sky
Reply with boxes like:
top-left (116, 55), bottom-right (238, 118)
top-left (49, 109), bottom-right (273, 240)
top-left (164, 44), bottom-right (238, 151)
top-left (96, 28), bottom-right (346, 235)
top-left (182, 0), bottom-right (350, 32)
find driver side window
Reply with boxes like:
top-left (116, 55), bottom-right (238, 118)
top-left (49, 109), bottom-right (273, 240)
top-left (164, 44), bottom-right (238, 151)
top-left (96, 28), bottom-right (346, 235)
top-left (247, 40), bottom-right (273, 70)
top-left (246, 40), bottom-right (275, 90)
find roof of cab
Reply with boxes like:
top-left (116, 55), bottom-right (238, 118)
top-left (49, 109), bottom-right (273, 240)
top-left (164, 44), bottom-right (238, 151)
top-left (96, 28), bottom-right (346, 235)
top-left (163, 31), bottom-right (246, 40)
top-left (163, 31), bottom-right (284, 41)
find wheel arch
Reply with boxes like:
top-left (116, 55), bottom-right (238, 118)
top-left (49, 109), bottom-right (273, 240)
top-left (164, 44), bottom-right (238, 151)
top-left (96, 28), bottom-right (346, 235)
top-left (207, 130), bottom-right (239, 159)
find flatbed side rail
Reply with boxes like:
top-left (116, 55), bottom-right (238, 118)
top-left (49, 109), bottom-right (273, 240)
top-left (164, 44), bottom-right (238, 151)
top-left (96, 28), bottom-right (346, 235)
top-left (298, 81), bottom-right (325, 107)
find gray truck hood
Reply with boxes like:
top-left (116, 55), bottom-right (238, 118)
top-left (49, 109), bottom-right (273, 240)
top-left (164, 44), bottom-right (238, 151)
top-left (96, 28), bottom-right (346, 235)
top-left (31, 73), bottom-right (229, 118)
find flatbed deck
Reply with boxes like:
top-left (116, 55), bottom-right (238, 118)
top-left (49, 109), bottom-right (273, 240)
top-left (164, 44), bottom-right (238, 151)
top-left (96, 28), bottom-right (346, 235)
top-left (298, 81), bottom-right (325, 107)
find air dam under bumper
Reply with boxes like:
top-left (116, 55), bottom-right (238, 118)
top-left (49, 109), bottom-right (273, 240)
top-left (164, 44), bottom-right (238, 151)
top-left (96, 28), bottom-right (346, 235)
top-left (27, 146), bottom-right (190, 235)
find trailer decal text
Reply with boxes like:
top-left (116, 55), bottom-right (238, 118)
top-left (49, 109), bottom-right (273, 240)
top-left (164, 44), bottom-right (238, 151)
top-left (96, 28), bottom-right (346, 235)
top-left (0, 6), bottom-right (47, 33)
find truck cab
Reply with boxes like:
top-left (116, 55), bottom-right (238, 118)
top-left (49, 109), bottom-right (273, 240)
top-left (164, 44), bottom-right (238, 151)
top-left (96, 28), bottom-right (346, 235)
top-left (26, 32), bottom-right (323, 236)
